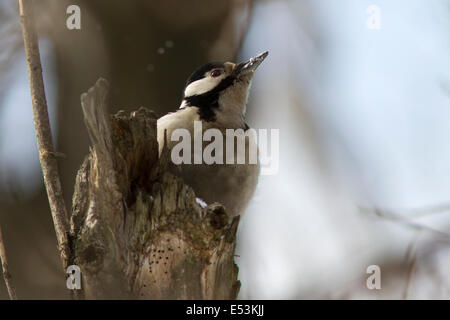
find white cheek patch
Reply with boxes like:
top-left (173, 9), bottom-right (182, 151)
top-left (184, 75), bottom-right (225, 97)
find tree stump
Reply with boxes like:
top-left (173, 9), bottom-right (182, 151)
top-left (70, 78), bottom-right (240, 299)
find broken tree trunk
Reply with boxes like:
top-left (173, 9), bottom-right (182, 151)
top-left (70, 78), bottom-right (240, 299)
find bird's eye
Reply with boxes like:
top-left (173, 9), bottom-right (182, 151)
top-left (210, 70), bottom-right (222, 77)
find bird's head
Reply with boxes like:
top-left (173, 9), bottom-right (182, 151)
top-left (181, 51), bottom-right (268, 126)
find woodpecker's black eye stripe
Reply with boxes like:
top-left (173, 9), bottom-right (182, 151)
top-left (184, 75), bottom-right (237, 122)
top-left (185, 62), bottom-right (224, 86)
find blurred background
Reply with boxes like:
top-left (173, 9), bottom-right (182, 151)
top-left (0, 0), bottom-right (449, 299)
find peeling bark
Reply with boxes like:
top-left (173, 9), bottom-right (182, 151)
top-left (71, 78), bottom-right (240, 299)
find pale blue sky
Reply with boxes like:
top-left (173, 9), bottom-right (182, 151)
top-left (238, 0), bottom-right (450, 298)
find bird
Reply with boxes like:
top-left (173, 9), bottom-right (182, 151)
top-left (157, 51), bottom-right (268, 218)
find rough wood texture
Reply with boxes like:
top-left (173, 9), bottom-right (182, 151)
top-left (71, 78), bottom-right (240, 299)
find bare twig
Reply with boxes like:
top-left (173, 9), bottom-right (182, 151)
top-left (0, 224), bottom-right (17, 300)
top-left (385, 203), bottom-right (450, 218)
top-left (359, 206), bottom-right (450, 238)
top-left (19, 0), bottom-right (71, 270)
top-left (401, 232), bottom-right (421, 299)
top-left (402, 251), bottom-right (417, 299)
top-left (360, 202), bottom-right (450, 218)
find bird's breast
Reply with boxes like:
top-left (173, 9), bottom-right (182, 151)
top-left (157, 110), bottom-right (259, 217)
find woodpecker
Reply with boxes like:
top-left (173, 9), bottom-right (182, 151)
top-left (157, 51), bottom-right (268, 217)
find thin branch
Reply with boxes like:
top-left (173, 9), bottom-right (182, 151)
top-left (18, 0), bottom-right (71, 270)
top-left (360, 203), bottom-right (450, 219)
top-left (0, 224), bottom-right (17, 300)
top-left (359, 206), bottom-right (450, 239)
top-left (379, 203), bottom-right (450, 218)
top-left (401, 232), bottom-right (421, 300)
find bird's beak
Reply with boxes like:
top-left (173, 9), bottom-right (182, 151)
top-left (234, 51), bottom-right (269, 76)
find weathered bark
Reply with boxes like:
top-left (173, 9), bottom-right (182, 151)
top-left (71, 78), bottom-right (240, 299)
